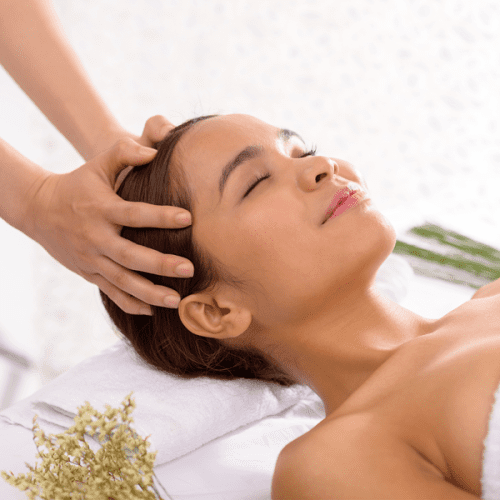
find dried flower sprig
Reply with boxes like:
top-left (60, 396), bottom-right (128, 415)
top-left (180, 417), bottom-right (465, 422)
top-left (1, 393), bottom-right (172, 499)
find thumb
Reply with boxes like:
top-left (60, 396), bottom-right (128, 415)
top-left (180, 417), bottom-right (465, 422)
top-left (141, 115), bottom-right (175, 145)
top-left (99, 137), bottom-right (157, 183)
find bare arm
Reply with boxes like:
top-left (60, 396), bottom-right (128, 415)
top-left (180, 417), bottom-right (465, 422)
top-left (0, 0), bottom-right (196, 313)
top-left (0, 0), bottom-right (124, 160)
top-left (0, 136), bottom-right (48, 234)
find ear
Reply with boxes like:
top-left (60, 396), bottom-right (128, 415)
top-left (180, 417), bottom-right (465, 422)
top-left (178, 291), bottom-right (252, 340)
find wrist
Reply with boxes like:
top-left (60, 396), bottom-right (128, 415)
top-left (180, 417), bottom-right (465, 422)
top-left (21, 169), bottom-right (54, 240)
top-left (0, 137), bottom-right (52, 236)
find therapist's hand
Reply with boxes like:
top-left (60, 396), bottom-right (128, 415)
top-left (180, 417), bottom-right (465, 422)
top-left (27, 116), bottom-right (193, 315)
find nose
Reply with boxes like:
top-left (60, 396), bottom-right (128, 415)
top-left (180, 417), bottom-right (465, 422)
top-left (297, 156), bottom-right (339, 192)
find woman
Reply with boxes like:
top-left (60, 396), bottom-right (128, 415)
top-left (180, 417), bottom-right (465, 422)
top-left (102, 112), bottom-right (499, 499)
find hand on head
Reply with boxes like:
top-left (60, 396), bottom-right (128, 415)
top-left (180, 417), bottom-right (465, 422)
top-left (28, 115), bottom-right (194, 316)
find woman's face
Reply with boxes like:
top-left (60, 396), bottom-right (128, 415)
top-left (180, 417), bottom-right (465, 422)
top-left (175, 114), bottom-right (396, 328)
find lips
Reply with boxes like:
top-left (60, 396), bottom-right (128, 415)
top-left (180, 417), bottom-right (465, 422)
top-left (322, 182), bottom-right (363, 224)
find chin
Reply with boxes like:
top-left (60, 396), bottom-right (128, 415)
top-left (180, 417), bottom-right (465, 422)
top-left (354, 207), bottom-right (397, 279)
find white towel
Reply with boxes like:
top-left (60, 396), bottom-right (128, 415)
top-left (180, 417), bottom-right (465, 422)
top-left (482, 381), bottom-right (500, 499)
top-left (0, 340), bottom-right (318, 465)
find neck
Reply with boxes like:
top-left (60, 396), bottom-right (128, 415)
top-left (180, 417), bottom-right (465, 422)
top-left (259, 285), bottom-right (437, 416)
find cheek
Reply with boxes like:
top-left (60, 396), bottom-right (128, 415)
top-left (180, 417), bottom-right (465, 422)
top-left (222, 205), bottom-right (328, 291)
top-left (196, 204), bottom-right (305, 282)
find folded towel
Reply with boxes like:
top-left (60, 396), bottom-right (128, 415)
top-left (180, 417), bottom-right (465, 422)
top-left (0, 339), bottom-right (319, 465)
top-left (482, 381), bottom-right (500, 499)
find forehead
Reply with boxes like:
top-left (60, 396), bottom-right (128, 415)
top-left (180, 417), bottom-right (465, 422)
top-left (173, 114), bottom-right (281, 205)
top-left (177, 114), bottom-right (278, 163)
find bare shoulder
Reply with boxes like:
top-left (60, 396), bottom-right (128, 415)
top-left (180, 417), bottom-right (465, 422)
top-left (271, 414), bottom-right (478, 500)
top-left (272, 414), bottom-right (370, 499)
top-left (471, 277), bottom-right (500, 300)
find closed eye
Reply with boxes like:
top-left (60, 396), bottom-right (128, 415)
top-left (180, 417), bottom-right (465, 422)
top-left (300, 146), bottom-right (317, 158)
top-left (242, 146), bottom-right (318, 199)
top-left (243, 173), bottom-right (271, 198)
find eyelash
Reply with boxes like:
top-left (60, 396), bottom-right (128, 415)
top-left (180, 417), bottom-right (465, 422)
top-left (242, 147), bottom-right (318, 198)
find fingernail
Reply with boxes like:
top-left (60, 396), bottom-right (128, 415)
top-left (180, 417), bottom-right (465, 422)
top-left (175, 263), bottom-right (194, 277)
top-left (175, 212), bottom-right (192, 226)
top-left (164, 295), bottom-right (181, 308)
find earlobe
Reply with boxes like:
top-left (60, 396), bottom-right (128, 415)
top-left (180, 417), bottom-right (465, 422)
top-left (178, 293), bottom-right (252, 340)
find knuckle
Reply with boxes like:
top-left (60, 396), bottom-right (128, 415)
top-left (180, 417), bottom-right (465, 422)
top-left (116, 244), bottom-right (135, 266)
top-left (116, 136), bottom-right (134, 149)
top-left (157, 259), bottom-right (172, 277)
top-left (146, 115), bottom-right (164, 128)
top-left (145, 115), bottom-right (173, 142)
top-left (157, 206), bottom-right (177, 227)
top-left (74, 248), bottom-right (95, 272)
top-left (115, 137), bottom-right (137, 157)
top-left (111, 269), bottom-right (129, 289)
top-left (77, 199), bottom-right (101, 220)
top-left (161, 256), bottom-right (181, 276)
top-left (122, 204), bottom-right (140, 226)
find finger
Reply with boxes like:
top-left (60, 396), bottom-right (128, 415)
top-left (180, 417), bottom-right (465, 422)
top-left (101, 137), bottom-right (158, 181)
top-left (92, 273), bottom-right (153, 315)
top-left (142, 115), bottom-right (175, 144)
top-left (107, 237), bottom-right (194, 278)
top-left (107, 198), bottom-right (192, 228)
top-left (95, 258), bottom-right (183, 310)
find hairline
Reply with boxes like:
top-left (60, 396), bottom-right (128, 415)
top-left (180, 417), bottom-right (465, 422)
top-left (168, 120), bottom-right (257, 294)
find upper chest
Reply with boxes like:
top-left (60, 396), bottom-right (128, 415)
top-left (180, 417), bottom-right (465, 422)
top-left (328, 296), bottom-right (500, 495)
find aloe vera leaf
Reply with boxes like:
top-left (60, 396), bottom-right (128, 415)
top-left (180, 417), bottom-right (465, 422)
top-left (409, 223), bottom-right (500, 263)
top-left (393, 240), bottom-right (500, 284)
top-left (398, 231), bottom-right (498, 269)
top-left (396, 254), bottom-right (487, 289)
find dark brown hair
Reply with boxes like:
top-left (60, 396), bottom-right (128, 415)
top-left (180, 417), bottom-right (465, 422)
top-left (100, 115), bottom-right (297, 386)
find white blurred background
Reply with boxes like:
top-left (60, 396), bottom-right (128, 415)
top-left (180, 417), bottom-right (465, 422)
top-left (1, 0), bottom-right (499, 406)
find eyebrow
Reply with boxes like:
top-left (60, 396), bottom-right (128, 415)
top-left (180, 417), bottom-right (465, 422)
top-left (218, 128), bottom-right (305, 198)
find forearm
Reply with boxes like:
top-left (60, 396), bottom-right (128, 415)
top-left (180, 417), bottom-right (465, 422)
top-left (0, 0), bottom-right (126, 160)
top-left (0, 136), bottom-right (50, 235)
